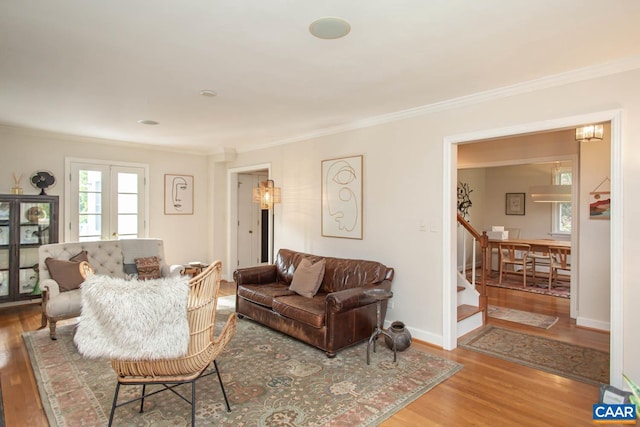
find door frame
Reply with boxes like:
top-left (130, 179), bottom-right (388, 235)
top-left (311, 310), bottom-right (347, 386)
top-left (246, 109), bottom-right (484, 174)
top-left (226, 163), bottom-right (272, 279)
top-left (442, 109), bottom-right (623, 387)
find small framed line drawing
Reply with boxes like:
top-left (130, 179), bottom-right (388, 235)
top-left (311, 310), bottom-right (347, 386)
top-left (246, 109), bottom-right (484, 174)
top-left (164, 174), bottom-right (194, 215)
top-left (505, 193), bottom-right (525, 216)
top-left (321, 155), bottom-right (363, 239)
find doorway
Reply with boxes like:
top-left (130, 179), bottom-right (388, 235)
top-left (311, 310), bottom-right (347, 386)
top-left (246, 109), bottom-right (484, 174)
top-left (237, 172), bottom-right (268, 268)
top-left (227, 163), bottom-right (273, 279)
top-left (443, 110), bottom-right (623, 387)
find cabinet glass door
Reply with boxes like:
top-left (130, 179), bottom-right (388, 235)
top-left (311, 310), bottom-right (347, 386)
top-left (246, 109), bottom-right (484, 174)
top-left (19, 201), bottom-right (51, 295)
top-left (0, 201), bottom-right (9, 297)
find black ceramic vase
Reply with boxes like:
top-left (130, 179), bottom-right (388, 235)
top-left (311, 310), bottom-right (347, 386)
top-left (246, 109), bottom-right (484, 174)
top-left (384, 321), bottom-right (412, 352)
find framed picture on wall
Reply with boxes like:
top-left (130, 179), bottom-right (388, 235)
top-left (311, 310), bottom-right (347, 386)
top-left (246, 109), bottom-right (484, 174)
top-left (589, 191), bottom-right (610, 220)
top-left (321, 155), bottom-right (363, 239)
top-left (164, 174), bottom-right (194, 215)
top-left (505, 193), bottom-right (525, 216)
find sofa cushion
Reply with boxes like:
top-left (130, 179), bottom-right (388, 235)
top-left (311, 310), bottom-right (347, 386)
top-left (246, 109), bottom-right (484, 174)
top-left (272, 294), bottom-right (326, 329)
top-left (238, 283), bottom-right (295, 308)
top-left (44, 251), bottom-right (93, 292)
top-left (275, 249), bottom-right (391, 294)
top-left (135, 256), bottom-right (161, 280)
top-left (289, 258), bottom-right (326, 298)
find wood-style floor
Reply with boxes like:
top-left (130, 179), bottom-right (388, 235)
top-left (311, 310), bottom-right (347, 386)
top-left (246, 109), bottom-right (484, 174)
top-left (0, 282), bottom-right (609, 426)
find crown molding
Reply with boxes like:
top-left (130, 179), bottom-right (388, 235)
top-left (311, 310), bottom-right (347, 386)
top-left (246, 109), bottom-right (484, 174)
top-left (0, 123), bottom-right (209, 156)
top-left (238, 55), bottom-right (640, 153)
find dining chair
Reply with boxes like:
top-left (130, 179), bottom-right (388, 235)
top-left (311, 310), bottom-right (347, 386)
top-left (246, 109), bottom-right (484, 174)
top-left (498, 243), bottom-right (532, 287)
top-left (108, 261), bottom-right (237, 426)
top-left (549, 247), bottom-right (571, 289)
top-left (489, 228), bottom-right (521, 276)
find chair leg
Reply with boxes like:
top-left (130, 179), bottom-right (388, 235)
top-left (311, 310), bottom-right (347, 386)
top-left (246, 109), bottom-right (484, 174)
top-left (214, 360), bottom-right (231, 412)
top-left (108, 382), bottom-right (121, 427)
top-left (191, 379), bottom-right (196, 427)
top-left (140, 384), bottom-right (146, 413)
top-left (49, 320), bottom-right (57, 340)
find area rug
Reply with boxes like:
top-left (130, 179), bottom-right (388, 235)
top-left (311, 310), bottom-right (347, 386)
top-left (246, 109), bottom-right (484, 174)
top-left (24, 296), bottom-right (462, 427)
top-left (460, 326), bottom-right (608, 386)
top-left (487, 305), bottom-right (559, 329)
top-left (467, 268), bottom-right (570, 298)
top-left (487, 279), bottom-right (570, 299)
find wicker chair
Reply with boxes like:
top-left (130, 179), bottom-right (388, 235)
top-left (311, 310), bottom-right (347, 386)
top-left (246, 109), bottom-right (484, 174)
top-left (108, 260), bottom-right (237, 426)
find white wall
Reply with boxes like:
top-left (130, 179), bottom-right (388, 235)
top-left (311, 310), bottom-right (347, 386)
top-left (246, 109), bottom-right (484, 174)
top-left (0, 127), bottom-right (213, 265)
top-left (223, 68), bottom-right (640, 383)
top-left (578, 136), bottom-right (612, 329)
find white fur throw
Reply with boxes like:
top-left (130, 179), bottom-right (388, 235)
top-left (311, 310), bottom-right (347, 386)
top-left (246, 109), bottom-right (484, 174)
top-left (74, 274), bottom-right (190, 360)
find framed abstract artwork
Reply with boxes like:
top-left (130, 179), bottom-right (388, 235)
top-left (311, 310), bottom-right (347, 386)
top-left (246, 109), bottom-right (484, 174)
top-left (505, 193), bottom-right (525, 216)
top-left (164, 174), bottom-right (194, 215)
top-left (321, 155), bottom-right (363, 239)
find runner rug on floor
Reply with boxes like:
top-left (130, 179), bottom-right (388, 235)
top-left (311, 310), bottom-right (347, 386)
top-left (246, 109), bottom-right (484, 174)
top-left (23, 297), bottom-right (462, 427)
top-left (487, 305), bottom-right (559, 329)
top-left (460, 326), bottom-right (608, 386)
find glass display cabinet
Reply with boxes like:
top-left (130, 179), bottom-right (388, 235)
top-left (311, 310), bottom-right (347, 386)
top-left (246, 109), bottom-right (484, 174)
top-left (0, 194), bottom-right (59, 303)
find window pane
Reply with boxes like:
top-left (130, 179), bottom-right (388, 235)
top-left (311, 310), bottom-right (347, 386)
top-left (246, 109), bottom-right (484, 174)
top-left (118, 214), bottom-right (138, 235)
top-left (560, 203), bottom-right (572, 232)
top-left (79, 214), bottom-right (101, 238)
top-left (79, 170), bottom-right (102, 192)
top-left (118, 194), bottom-right (138, 214)
top-left (118, 173), bottom-right (138, 194)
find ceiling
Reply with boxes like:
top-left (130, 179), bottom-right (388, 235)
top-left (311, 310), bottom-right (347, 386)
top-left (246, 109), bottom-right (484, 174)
top-left (2, 1), bottom-right (640, 154)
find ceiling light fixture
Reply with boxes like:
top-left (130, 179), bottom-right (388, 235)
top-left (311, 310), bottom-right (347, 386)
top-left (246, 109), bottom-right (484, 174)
top-left (137, 119), bottom-right (159, 125)
top-left (575, 124), bottom-right (604, 142)
top-left (309, 17), bottom-right (351, 39)
top-left (200, 90), bottom-right (217, 97)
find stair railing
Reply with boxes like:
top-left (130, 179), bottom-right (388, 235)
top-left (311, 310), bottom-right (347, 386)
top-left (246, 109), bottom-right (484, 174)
top-left (457, 213), bottom-right (489, 324)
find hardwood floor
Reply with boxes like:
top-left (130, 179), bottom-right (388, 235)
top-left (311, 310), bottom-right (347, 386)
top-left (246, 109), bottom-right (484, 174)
top-left (0, 283), bottom-right (609, 426)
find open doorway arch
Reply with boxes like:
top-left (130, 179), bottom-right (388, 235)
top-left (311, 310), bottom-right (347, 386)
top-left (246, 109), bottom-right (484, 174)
top-left (442, 109), bottom-right (623, 387)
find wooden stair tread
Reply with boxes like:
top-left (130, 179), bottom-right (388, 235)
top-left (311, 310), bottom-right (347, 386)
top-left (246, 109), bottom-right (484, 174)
top-left (457, 304), bottom-right (482, 321)
top-left (457, 286), bottom-right (465, 293)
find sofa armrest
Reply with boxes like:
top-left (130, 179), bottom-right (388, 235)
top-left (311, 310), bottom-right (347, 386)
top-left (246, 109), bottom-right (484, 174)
top-left (233, 264), bottom-right (278, 286)
top-left (41, 279), bottom-right (61, 299)
top-left (164, 264), bottom-right (185, 277)
top-left (326, 280), bottom-right (393, 313)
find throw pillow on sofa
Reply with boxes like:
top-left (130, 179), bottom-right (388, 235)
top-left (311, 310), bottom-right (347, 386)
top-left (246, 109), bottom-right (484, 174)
top-left (135, 256), bottom-right (162, 280)
top-left (289, 258), bottom-right (326, 298)
top-left (45, 250), bottom-right (93, 292)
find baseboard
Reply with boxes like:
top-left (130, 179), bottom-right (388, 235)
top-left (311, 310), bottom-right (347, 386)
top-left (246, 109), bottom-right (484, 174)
top-left (576, 316), bottom-right (610, 332)
top-left (384, 321), bottom-right (443, 348)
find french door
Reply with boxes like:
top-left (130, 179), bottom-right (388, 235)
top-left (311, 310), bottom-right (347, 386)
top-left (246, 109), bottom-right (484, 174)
top-left (67, 160), bottom-right (147, 241)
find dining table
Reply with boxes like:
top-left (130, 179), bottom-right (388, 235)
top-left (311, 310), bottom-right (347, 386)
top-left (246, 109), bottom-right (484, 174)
top-left (486, 238), bottom-right (571, 275)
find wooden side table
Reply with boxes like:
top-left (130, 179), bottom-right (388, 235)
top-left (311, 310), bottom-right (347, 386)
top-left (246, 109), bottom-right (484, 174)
top-left (364, 288), bottom-right (396, 365)
top-left (182, 262), bottom-right (208, 277)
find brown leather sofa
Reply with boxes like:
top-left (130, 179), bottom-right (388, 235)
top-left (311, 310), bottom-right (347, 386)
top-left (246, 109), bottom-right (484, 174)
top-left (233, 248), bottom-right (394, 357)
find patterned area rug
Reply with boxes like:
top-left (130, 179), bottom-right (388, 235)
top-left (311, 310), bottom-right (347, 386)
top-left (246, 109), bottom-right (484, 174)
top-left (24, 297), bottom-right (462, 426)
top-left (487, 279), bottom-right (570, 299)
top-left (460, 326), bottom-right (609, 386)
top-left (487, 305), bottom-right (559, 329)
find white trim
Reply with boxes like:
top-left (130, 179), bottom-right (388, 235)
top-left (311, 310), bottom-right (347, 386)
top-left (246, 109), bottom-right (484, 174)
top-left (239, 56), bottom-right (640, 154)
top-left (226, 163), bottom-right (271, 279)
top-left (609, 111), bottom-right (624, 388)
top-left (443, 109), bottom-right (623, 388)
top-left (576, 316), bottom-right (611, 332)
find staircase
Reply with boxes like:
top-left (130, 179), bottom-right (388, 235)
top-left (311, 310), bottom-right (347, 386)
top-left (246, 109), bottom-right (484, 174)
top-left (456, 214), bottom-right (488, 337)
